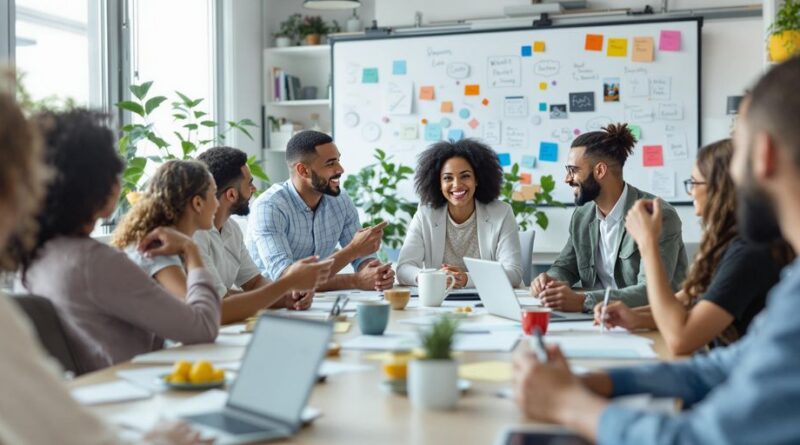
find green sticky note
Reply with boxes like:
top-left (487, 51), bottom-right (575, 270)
top-left (629, 124), bottom-right (642, 141)
top-left (362, 68), bottom-right (379, 84)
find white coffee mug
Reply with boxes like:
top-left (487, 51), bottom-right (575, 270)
top-left (418, 270), bottom-right (456, 307)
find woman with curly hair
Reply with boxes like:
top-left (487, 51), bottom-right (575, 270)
top-left (14, 110), bottom-right (219, 373)
top-left (397, 138), bottom-right (522, 288)
top-left (596, 139), bottom-right (792, 354)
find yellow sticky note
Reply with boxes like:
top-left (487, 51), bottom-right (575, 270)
top-left (512, 191), bottom-right (526, 202)
top-left (419, 86), bottom-right (435, 100)
top-left (632, 36), bottom-right (655, 62)
top-left (464, 84), bottom-right (480, 96)
top-left (534, 41), bottom-right (545, 52)
top-left (334, 322), bottom-right (351, 334)
top-left (607, 38), bottom-right (629, 57)
top-left (459, 361), bottom-right (513, 382)
top-left (441, 101), bottom-right (454, 113)
top-left (539, 82), bottom-right (548, 91)
top-left (521, 184), bottom-right (540, 200)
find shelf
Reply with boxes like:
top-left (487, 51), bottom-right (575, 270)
top-left (266, 99), bottom-right (330, 107)
top-left (264, 45), bottom-right (330, 58)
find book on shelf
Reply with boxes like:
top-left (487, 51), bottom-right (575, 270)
top-left (271, 67), bottom-right (302, 102)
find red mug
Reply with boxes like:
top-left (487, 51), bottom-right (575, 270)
top-left (521, 307), bottom-right (551, 336)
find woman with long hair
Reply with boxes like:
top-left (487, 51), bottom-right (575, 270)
top-left (595, 139), bottom-right (792, 354)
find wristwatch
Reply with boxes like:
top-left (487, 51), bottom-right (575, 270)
top-left (582, 293), bottom-right (596, 313)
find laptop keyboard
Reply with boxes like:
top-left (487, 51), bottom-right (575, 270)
top-left (186, 412), bottom-right (272, 435)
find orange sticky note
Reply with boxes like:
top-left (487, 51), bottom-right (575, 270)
top-left (465, 84), bottom-right (480, 96)
top-left (520, 185), bottom-right (538, 200)
top-left (441, 101), bottom-right (454, 113)
top-left (607, 38), bottom-right (628, 57)
top-left (585, 34), bottom-right (603, 51)
top-left (539, 82), bottom-right (548, 91)
top-left (632, 36), bottom-right (655, 62)
top-left (534, 41), bottom-right (545, 52)
top-left (520, 173), bottom-right (532, 185)
top-left (419, 86), bottom-right (435, 100)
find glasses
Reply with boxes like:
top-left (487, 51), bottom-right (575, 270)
top-left (565, 165), bottom-right (580, 178)
top-left (328, 294), bottom-right (349, 319)
top-left (683, 179), bottom-right (707, 195)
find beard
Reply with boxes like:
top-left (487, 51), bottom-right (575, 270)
top-left (736, 165), bottom-right (782, 244)
top-left (311, 170), bottom-right (341, 196)
top-left (571, 172), bottom-right (601, 206)
top-left (230, 192), bottom-right (251, 216)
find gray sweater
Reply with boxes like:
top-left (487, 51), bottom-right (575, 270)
top-left (17, 236), bottom-right (220, 372)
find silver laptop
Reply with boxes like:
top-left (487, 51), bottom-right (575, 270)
top-left (183, 314), bottom-right (332, 444)
top-left (464, 258), bottom-right (594, 322)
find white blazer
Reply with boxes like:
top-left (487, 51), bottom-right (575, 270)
top-left (396, 200), bottom-right (522, 287)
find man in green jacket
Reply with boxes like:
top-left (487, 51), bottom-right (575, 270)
top-left (531, 123), bottom-right (688, 312)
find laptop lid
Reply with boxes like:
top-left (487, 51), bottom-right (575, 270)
top-left (464, 257), bottom-right (522, 321)
top-left (225, 314), bottom-right (332, 431)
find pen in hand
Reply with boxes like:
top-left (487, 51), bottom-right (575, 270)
top-left (599, 287), bottom-right (611, 333)
top-left (531, 327), bottom-right (548, 363)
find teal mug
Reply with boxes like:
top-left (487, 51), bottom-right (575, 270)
top-left (357, 301), bottom-right (390, 335)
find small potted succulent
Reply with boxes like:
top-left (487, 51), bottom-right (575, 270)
top-left (769, 0), bottom-right (800, 62)
top-left (275, 13), bottom-right (301, 47)
top-left (408, 316), bottom-right (460, 410)
top-left (299, 15), bottom-right (329, 46)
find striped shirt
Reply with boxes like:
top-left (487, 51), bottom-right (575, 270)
top-left (246, 180), bottom-right (374, 280)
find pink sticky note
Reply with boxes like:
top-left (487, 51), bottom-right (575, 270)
top-left (468, 118), bottom-right (479, 129)
top-left (659, 30), bottom-right (681, 52)
top-left (643, 145), bottom-right (664, 167)
top-left (419, 86), bottom-right (435, 100)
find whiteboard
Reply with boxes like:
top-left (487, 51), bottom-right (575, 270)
top-left (332, 18), bottom-right (701, 204)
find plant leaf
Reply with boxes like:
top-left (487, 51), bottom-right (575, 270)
top-left (116, 100), bottom-right (145, 117)
top-left (129, 81), bottom-right (153, 100)
top-left (144, 96), bottom-right (168, 114)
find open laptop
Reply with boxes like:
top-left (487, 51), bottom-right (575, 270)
top-left (182, 314), bottom-right (332, 444)
top-left (464, 258), bottom-right (594, 322)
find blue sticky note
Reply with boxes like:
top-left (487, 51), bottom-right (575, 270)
top-left (539, 142), bottom-right (559, 162)
top-left (392, 60), bottom-right (407, 75)
top-left (539, 102), bottom-right (547, 112)
top-left (498, 153), bottom-right (512, 167)
top-left (362, 68), bottom-right (379, 84)
top-left (425, 123), bottom-right (442, 142)
top-left (521, 45), bottom-right (532, 57)
top-left (440, 117), bottom-right (452, 128)
top-left (447, 129), bottom-right (464, 141)
top-left (459, 108), bottom-right (471, 119)
top-left (522, 155), bottom-right (537, 168)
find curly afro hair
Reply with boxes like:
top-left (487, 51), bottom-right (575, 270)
top-left (414, 138), bottom-right (503, 208)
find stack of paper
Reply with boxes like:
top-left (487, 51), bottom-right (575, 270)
top-left (132, 343), bottom-right (245, 365)
top-left (341, 331), bottom-right (521, 352)
top-left (543, 333), bottom-right (656, 359)
top-left (399, 315), bottom-right (519, 333)
top-left (71, 380), bottom-right (152, 405)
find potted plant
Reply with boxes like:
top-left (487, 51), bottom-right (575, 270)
top-left (274, 13), bottom-right (301, 48)
top-left (299, 15), bottom-right (329, 45)
top-left (769, 0), bottom-right (800, 62)
top-left (343, 148), bottom-right (417, 262)
top-left (408, 316), bottom-right (459, 410)
top-left (498, 163), bottom-right (562, 231)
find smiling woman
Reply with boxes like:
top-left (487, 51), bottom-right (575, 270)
top-left (396, 138), bottom-right (523, 288)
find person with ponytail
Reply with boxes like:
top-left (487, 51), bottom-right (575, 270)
top-left (15, 110), bottom-right (219, 373)
top-left (531, 123), bottom-right (688, 312)
top-left (596, 139), bottom-right (792, 354)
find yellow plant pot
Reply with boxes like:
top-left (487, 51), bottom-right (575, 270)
top-left (304, 34), bottom-right (321, 45)
top-left (769, 30), bottom-right (800, 63)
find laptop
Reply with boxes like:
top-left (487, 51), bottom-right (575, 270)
top-left (182, 314), bottom-right (333, 444)
top-left (464, 258), bottom-right (594, 322)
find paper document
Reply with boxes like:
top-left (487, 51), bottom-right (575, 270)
top-left (342, 331), bottom-right (520, 352)
top-left (547, 321), bottom-right (625, 333)
top-left (132, 343), bottom-right (245, 365)
top-left (543, 333), bottom-right (656, 359)
top-left (117, 366), bottom-right (173, 392)
top-left (400, 315), bottom-right (519, 333)
top-left (71, 380), bottom-right (152, 406)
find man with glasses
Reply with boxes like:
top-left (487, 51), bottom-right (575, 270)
top-left (530, 124), bottom-right (687, 312)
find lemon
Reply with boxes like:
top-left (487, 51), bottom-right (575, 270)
top-left (212, 369), bottom-right (225, 382)
top-left (189, 361), bottom-right (214, 384)
top-left (168, 373), bottom-right (188, 384)
top-left (382, 362), bottom-right (407, 380)
top-left (172, 360), bottom-right (192, 379)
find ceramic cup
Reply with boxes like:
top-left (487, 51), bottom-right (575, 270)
top-left (521, 307), bottom-right (551, 336)
top-left (417, 270), bottom-right (456, 307)
top-left (357, 301), bottom-right (390, 335)
top-left (384, 288), bottom-right (411, 310)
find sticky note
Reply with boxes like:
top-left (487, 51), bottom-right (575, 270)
top-left (459, 108), bottom-right (471, 119)
top-left (538, 102), bottom-right (547, 112)
top-left (521, 155), bottom-right (537, 168)
top-left (585, 34), bottom-right (604, 51)
top-left (362, 68), bottom-right (379, 84)
top-left (447, 129), bottom-right (464, 141)
top-left (465, 84), bottom-right (480, 96)
top-left (521, 45), bottom-right (532, 57)
top-left (497, 153), bottom-right (511, 167)
top-left (459, 361), bottom-right (512, 382)
top-left (659, 30), bottom-right (681, 51)
top-left (643, 145), bottom-right (664, 167)
top-left (440, 117), bottom-right (451, 128)
top-left (399, 123), bottom-right (418, 140)
top-left (520, 173), bottom-right (532, 184)
top-left (521, 184), bottom-right (540, 200)
top-left (392, 60), bottom-right (407, 75)
top-left (607, 38), bottom-right (628, 57)
top-left (468, 118), bottom-right (479, 129)
top-left (632, 37), bottom-right (655, 62)
top-left (539, 82), bottom-right (548, 91)
top-left (425, 123), bottom-right (442, 141)
top-left (534, 41), bottom-right (545, 53)
top-left (441, 101), bottom-right (454, 113)
top-left (419, 86), bottom-right (435, 101)
top-left (539, 141), bottom-right (558, 162)
top-left (512, 191), bottom-right (526, 202)
top-left (629, 124), bottom-right (642, 141)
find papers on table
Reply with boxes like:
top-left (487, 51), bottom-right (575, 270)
top-left (117, 366), bottom-right (173, 392)
top-left (71, 380), bottom-right (152, 405)
top-left (342, 331), bottom-right (521, 352)
top-left (399, 314), bottom-right (519, 333)
top-left (546, 321), bottom-right (625, 333)
top-left (319, 360), bottom-right (374, 377)
top-left (459, 361), bottom-right (513, 382)
top-left (543, 333), bottom-right (657, 359)
top-left (132, 343), bottom-right (245, 365)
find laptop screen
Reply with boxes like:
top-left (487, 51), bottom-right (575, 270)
top-left (227, 315), bottom-right (332, 426)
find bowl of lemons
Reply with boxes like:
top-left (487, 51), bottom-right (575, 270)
top-left (162, 360), bottom-right (227, 390)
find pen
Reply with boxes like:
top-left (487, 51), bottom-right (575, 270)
top-left (531, 327), bottom-right (548, 363)
top-left (599, 287), bottom-right (611, 333)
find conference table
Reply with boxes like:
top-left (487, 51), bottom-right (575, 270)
top-left (69, 293), bottom-right (671, 445)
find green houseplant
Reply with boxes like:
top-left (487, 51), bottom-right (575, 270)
top-left (298, 15), bottom-right (330, 45)
top-left (115, 81), bottom-right (268, 210)
top-left (344, 148), bottom-right (417, 260)
top-left (499, 163), bottom-right (562, 232)
top-left (274, 13), bottom-right (302, 47)
top-left (408, 316), bottom-right (460, 410)
top-left (769, 0), bottom-right (800, 62)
